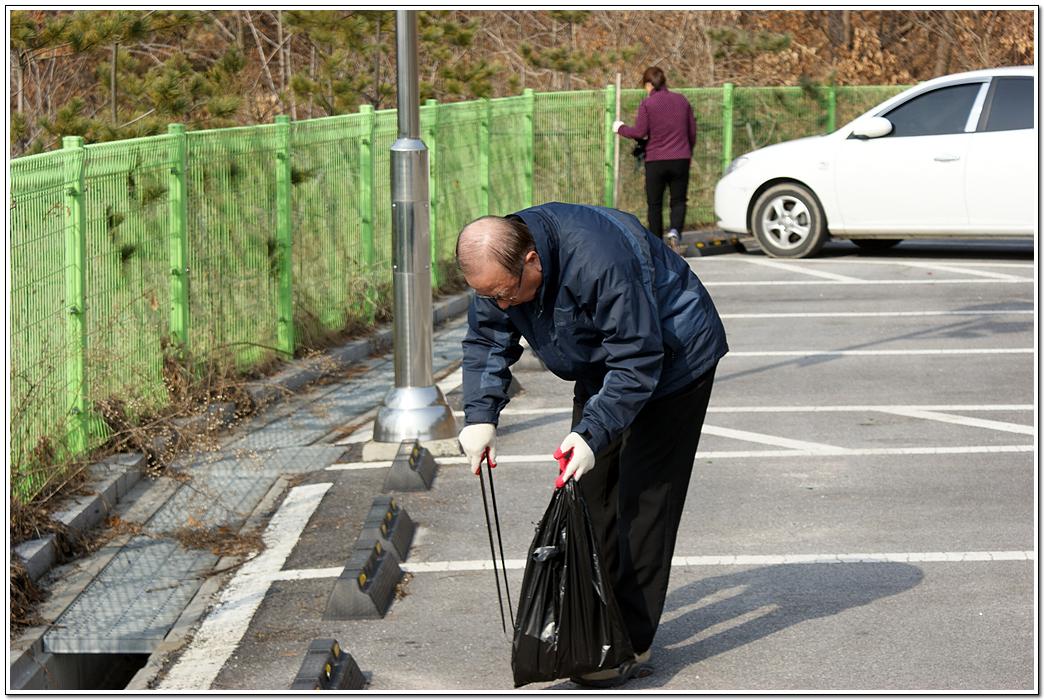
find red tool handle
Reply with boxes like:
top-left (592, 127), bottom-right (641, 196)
top-left (482, 446), bottom-right (497, 471)
top-left (552, 446), bottom-right (574, 488)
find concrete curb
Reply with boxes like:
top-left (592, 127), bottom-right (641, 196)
top-left (10, 474), bottom-right (185, 690)
top-left (680, 229), bottom-right (749, 257)
top-left (123, 474), bottom-right (296, 691)
top-left (122, 295), bottom-right (473, 690)
top-left (243, 292), bottom-right (472, 409)
top-left (12, 292), bottom-right (473, 586)
top-left (11, 291), bottom-right (475, 690)
top-left (13, 453), bottom-right (148, 582)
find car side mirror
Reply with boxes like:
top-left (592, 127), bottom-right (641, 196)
top-left (850, 117), bottom-right (894, 139)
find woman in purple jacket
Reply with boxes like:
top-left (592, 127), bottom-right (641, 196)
top-left (613, 66), bottom-right (697, 255)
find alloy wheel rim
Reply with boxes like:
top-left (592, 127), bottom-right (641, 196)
top-left (761, 195), bottom-right (811, 250)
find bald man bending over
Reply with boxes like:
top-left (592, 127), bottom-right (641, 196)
top-left (456, 202), bottom-right (728, 687)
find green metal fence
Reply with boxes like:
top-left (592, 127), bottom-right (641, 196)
top-left (8, 83), bottom-right (909, 501)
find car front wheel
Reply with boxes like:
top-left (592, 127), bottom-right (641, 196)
top-left (752, 183), bottom-right (827, 258)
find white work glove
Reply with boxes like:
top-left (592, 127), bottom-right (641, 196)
top-left (459, 423), bottom-right (497, 475)
top-left (612, 120), bottom-right (625, 134)
top-left (554, 432), bottom-right (595, 488)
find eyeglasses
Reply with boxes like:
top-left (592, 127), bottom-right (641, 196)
top-left (476, 262), bottom-right (526, 302)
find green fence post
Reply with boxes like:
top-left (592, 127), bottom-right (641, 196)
top-left (721, 83), bottom-right (734, 173)
top-left (604, 83), bottom-right (616, 207)
top-left (167, 124), bottom-right (189, 357)
top-left (274, 115), bottom-right (294, 358)
top-left (523, 88), bottom-right (535, 209)
top-left (424, 98), bottom-right (441, 290)
top-left (358, 104), bottom-right (376, 321)
top-left (480, 98), bottom-right (490, 216)
top-left (62, 135), bottom-right (87, 455)
top-left (826, 84), bottom-right (837, 134)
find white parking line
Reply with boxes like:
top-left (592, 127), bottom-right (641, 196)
top-left (721, 257), bottom-right (1032, 270)
top-left (877, 408), bottom-right (1036, 435)
top-left (728, 348), bottom-right (1032, 356)
top-left (159, 483), bottom-right (332, 691)
top-left (439, 404), bottom-right (1032, 417)
top-left (269, 551), bottom-right (1035, 579)
top-left (436, 366), bottom-right (464, 394)
top-left (707, 404), bottom-right (1033, 413)
top-left (898, 261), bottom-right (1028, 281)
top-left (743, 257), bottom-right (864, 282)
top-left (736, 257), bottom-right (1030, 282)
top-left (700, 425), bottom-right (847, 454)
top-left (668, 551), bottom-right (1035, 566)
top-left (705, 279), bottom-right (1029, 287)
top-left (720, 310), bottom-right (1032, 319)
top-left (695, 445), bottom-right (1032, 458)
top-left (327, 444), bottom-right (1033, 471)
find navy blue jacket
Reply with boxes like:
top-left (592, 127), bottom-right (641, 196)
top-left (461, 203), bottom-right (728, 456)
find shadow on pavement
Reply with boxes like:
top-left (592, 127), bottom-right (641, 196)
top-left (813, 239), bottom-right (1034, 261)
top-left (648, 562), bottom-right (924, 687)
top-left (541, 561), bottom-right (923, 691)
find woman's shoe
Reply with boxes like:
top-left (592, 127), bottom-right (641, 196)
top-left (665, 230), bottom-right (683, 255)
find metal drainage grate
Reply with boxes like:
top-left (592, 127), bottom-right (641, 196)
top-left (43, 537), bottom-right (219, 654)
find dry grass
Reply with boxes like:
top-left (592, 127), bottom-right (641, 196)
top-left (9, 277), bottom-right (469, 639)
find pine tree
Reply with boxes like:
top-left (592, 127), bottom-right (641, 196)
top-left (519, 11), bottom-right (640, 90)
top-left (706, 26), bottom-right (793, 82)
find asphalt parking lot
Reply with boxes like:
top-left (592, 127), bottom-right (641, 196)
top-left (149, 238), bottom-right (1035, 692)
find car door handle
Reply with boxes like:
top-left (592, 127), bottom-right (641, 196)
top-left (934, 154), bottom-right (961, 162)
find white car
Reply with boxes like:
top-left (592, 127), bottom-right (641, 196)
top-left (714, 66), bottom-right (1037, 258)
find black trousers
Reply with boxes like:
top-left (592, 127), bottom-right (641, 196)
top-left (644, 158), bottom-right (691, 238)
top-left (573, 365), bottom-right (716, 655)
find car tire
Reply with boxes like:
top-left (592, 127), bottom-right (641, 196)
top-left (852, 239), bottom-right (902, 252)
top-left (751, 183), bottom-right (827, 258)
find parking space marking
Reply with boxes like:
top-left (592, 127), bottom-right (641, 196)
top-left (726, 257), bottom-right (1032, 271)
top-left (706, 404), bottom-right (1034, 413)
top-left (728, 348), bottom-right (1032, 356)
top-left (897, 261), bottom-right (1028, 281)
top-left (668, 551), bottom-right (1035, 566)
top-left (696, 445), bottom-right (1032, 458)
top-left (705, 279), bottom-right (1028, 287)
top-left (158, 482), bottom-right (332, 691)
top-left (726, 256), bottom-right (1030, 282)
top-left (436, 366), bottom-right (464, 394)
top-left (266, 551), bottom-right (1035, 579)
top-left (742, 257), bottom-right (864, 282)
top-left (327, 443), bottom-right (1032, 471)
top-left (442, 403), bottom-right (1032, 418)
top-left (700, 425), bottom-right (847, 453)
top-left (328, 402), bottom-right (1032, 471)
top-left (876, 408), bottom-right (1035, 435)
top-left (720, 310), bottom-right (1032, 319)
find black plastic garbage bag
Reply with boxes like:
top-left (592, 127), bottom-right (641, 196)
top-left (511, 480), bottom-right (634, 687)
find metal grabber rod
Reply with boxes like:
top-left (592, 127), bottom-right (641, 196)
top-left (478, 446), bottom-right (512, 633)
top-left (485, 450), bottom-right (513, 625)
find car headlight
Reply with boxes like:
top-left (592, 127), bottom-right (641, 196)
top-left (722, 156), bottom-right (748, 178)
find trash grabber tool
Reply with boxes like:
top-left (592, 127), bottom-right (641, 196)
top-left (485, 450), bottom-right (514, 627)
top-left (477, 447), bottom-right (508, 633)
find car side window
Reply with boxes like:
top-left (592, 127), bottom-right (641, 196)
top-left (882, 83), bottom-right (982, 137)
top-left (983, 78), bottom-right (1034, 132)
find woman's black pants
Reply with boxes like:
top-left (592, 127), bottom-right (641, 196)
top-left (644, 158), bottom-right (691, 238)
top-left (573, 365), bottom-right (716, 655)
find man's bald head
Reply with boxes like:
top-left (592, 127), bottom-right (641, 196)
top-left (456, 215), bottom-right (534, 278)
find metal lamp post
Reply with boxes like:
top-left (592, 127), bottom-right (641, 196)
top-left (372, 10), bottom-right (456, 443)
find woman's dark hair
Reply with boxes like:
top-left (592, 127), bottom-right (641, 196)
top-left (642, 66), bottom-right (667, 91)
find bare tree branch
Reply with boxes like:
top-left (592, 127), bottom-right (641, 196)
top-left (244, 10), bottom-right (278, 96)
